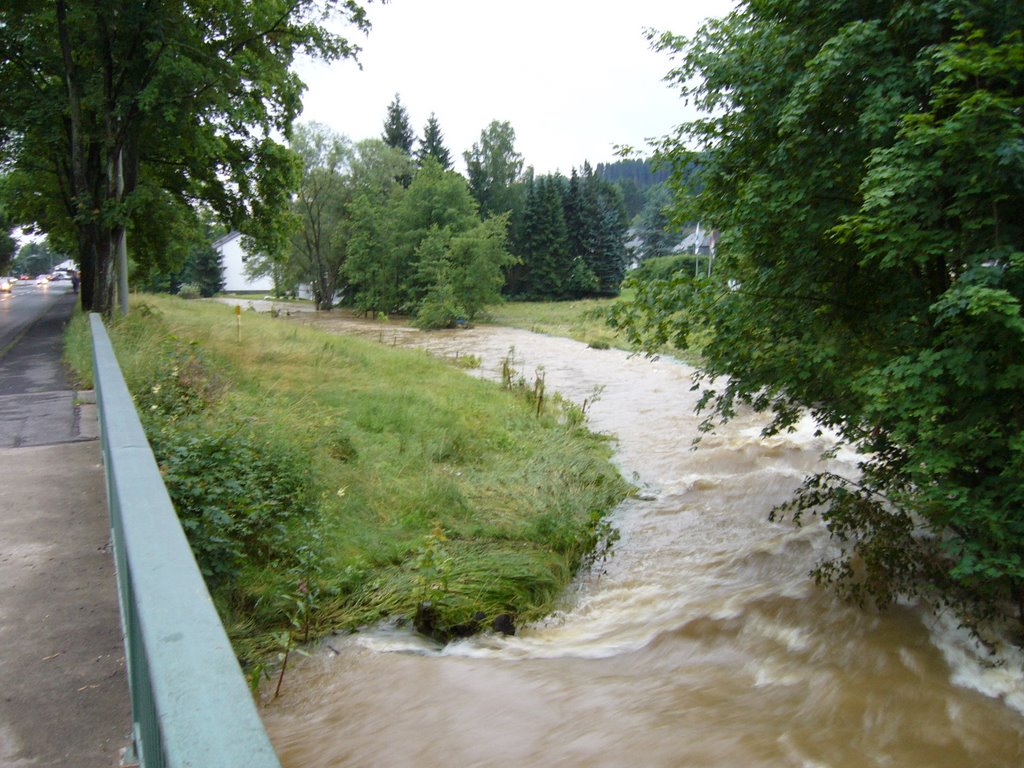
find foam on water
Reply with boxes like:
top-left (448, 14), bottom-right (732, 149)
top-left (926, 611), bottom-right (1024, 714)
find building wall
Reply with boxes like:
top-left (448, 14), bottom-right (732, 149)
top-left (214, 232), bottom-right (275, 294)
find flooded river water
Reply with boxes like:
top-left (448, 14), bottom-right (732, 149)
top-left (257, 313), bottom-right (1024, 767)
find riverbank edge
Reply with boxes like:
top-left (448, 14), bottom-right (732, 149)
top-left (64, 296), bottom-right (633, 667)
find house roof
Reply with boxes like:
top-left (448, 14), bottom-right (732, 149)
top-left (211, 230), bottom-right (241, 250)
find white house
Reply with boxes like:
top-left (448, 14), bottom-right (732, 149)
top-left (211, 231), bottom-right (275, 294)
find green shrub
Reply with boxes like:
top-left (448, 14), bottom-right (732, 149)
top-left (628, 253), bottom-right (698, 283)
top-left (415, 281), bottom-right (465, 329)
top-left (153, 425), bottom-right (316, 586)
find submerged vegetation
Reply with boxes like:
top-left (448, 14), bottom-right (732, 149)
top-left (65, 295), bottom-right (630, 664)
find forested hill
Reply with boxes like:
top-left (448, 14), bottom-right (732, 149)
top-left (595, 159), bottom-right (670, 189)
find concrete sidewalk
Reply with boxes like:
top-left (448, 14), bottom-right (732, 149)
top-left (0, 295), bottom-right (131, 767)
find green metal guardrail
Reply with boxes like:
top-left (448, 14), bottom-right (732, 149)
top-left (90, 314), bottom-right (281, 768)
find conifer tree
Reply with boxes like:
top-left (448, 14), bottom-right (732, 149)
top-left (635, 184), bottom-right (683, 260)
top-left (562, 164), bottom-right (628, 296)
top-left (564, 169), bottom-right (584, 264)
top-left (589, 175), bottom-right (629, 293)
top-left (520, 175), bottom-right (571, 299)
top-left (183, 242), bottom-right (226, 297)
top-left (416, 113), bottom-right (452, 170)
top-left (381, 93), bottom-right (416, 155)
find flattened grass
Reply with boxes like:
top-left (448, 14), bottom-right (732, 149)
top-left (65, 295), bottom-right (630, 662)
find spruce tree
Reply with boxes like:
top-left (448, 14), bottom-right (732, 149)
top-left (416, 113), bottom-right (452, 170)
top-left (635, 184), bottom-right (683, 260)
top-left (520, 176), bottom-right (571, 299)
top-left (183, 242), bottom-right (226, 297)
top-left (564, 164), bottom-right (627, 296)
top-left (541, 176), bottom-right (573, 298)
top-left (564, 169), bottom-right (583, 263)
top-left (381, 93), bottom-right (415, 155)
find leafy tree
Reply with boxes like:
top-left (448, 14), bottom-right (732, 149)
top-left (382, 93), bottom-right (416, 155)
top-left (127, 196), bottom-right (226, 295)
top-left (332, 139), bottom-right (411, 310)
top-left (464, 120), bottom-right (524, 218)
top-left (287, 127), bottom-right (411, 311)
top-left (416, 113), bottom-right (453, 170)
top-left (0, 208), bottom-right (15, 275)
top-left (627, 252), bottom-right (700, 284)
top-left (0, 0), bottom-right (368, 315)
top-left (391, 158), bottom-right (485, 316)
top-left (346, 158), bottom-right (514, 324)
top-left (614, 0), bottom-right (1024, 633)
top-left (141, 234), bottom-right (225, 297)
top-left (343, 189), bottom-right (401, 315)
top-left (414, 216), bottom-right (513, 328)
top-left (289, 123), bottom-right (352, 311)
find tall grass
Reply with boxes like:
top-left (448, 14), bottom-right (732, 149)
top-left (483, 294), bottom-right (632, 350)
top-left (65, 296), bottom-right (630, 664)
top-left (485, 289), bottom-right (704, 364)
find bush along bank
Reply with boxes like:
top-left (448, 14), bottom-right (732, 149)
top-left (65, 296), bottom-right (631, 667)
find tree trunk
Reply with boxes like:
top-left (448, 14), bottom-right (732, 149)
top-left (78, 222), bottom-right (115, 315)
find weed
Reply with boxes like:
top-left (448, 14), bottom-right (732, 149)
top-left (177, 283), bottom-right (202, 299)
top-left (414, 526), bottom-right (453, 605)
top-left (452, 352), bottom-right (481, 369)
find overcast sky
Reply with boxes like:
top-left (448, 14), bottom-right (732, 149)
top-left (294, 0), bottom-right (736, 176)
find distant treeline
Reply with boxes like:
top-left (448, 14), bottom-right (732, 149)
top-left (595, 159), bottom-right (671, 188)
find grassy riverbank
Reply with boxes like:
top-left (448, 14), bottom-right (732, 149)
top-left (483, 292), bottom-right (703, 365)
top-left (65, 295), bottom-right (630, 665)
top-left (483, 295), bottom-right (630, 350)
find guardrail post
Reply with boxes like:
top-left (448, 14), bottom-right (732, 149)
top-left (89, 313), bottom-right (281, 768)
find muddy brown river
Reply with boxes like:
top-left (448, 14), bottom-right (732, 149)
top-left (251, 310), bottom-right (1024, 767)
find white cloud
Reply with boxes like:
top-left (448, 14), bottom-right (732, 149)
top-left (294, 0), bottom-right (735, 175)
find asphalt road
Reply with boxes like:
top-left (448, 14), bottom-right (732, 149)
top-left (0, 278), bottom-right (74, 354)
top-left (0, 282), bottom-right (85, 447)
